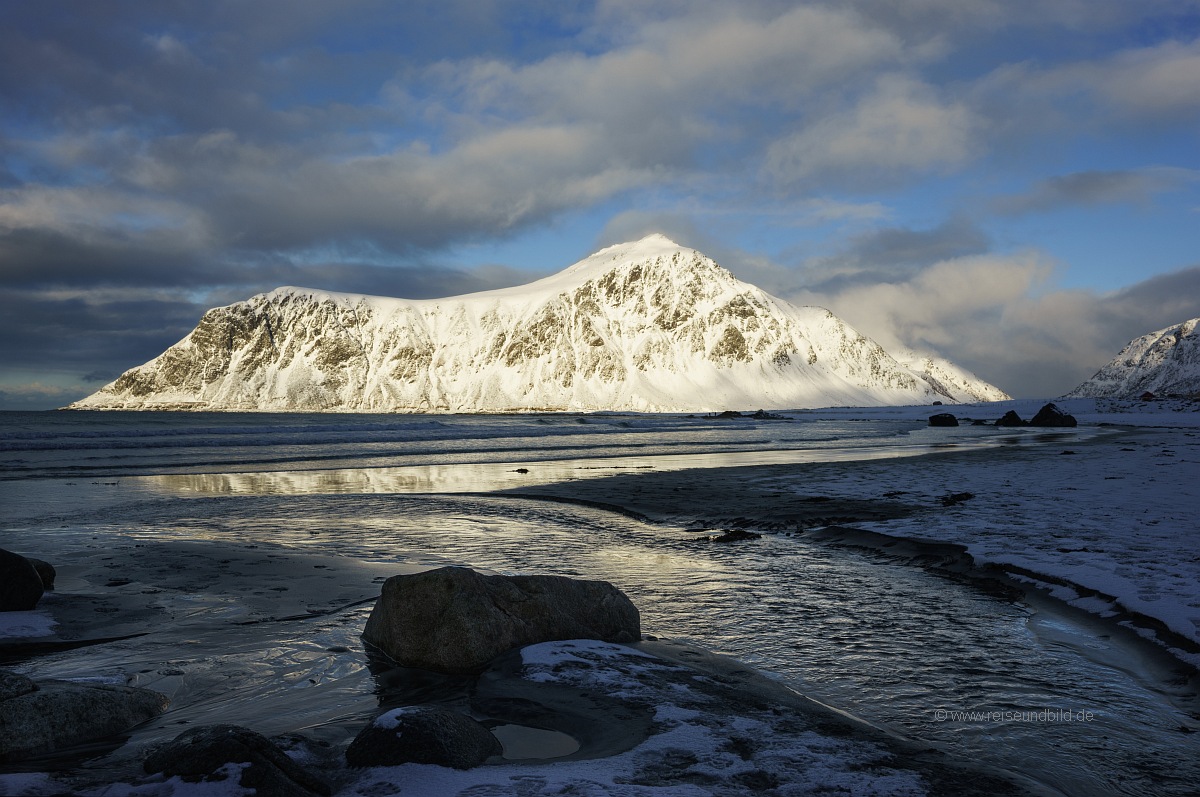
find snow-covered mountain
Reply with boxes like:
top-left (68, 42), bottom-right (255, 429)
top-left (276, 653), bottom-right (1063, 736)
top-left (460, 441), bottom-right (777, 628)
top-left (69, 235), bottom-right (1009, 412)
top-left (1065, 318), bottom-right (1200, 399)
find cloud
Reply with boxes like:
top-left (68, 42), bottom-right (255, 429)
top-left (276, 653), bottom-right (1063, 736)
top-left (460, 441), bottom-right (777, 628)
top-left (0, 381), bottom-right (91, 411)
top-left (764, 75), bottom-right (978, 189)
top-left (780, 216), bottom-right (992, 296)
top-left (993, 168), bottom-right (1199, 215)
top-left (2, 3), bottom-right (1198, 407)
top-left (975, 37), bottom-right (1200, 135)
top-left (792, 254), bottom-right (1200, 397)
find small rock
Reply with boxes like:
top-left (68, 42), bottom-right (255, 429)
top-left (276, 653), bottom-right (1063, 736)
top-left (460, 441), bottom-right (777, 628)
top-left (345, 706), bottom-right (500, 769)
top-left (0, 549), bottom-right (44, 612)
top-left (928, 413), bottom-right (959, 427)
top-left (144, 725), bottom-right (330, 797)
top-left (939, 492), bottom-right (975, 507)
top-left (707, 529), bottom-right (762, 543)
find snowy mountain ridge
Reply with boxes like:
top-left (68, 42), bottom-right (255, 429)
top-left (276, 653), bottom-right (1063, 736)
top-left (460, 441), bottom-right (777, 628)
top-left (69, 235), bottom-right (1009, 412)
top-left (1066, 318), bottom-right (1200, 399)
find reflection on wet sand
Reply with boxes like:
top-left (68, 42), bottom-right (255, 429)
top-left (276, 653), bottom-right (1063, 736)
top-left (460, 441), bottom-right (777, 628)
top-left (142, 437), bottom-right (1017, 497)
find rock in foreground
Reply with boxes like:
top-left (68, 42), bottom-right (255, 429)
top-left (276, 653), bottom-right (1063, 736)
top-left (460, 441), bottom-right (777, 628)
top-left (345, 707), bottom-right (500, 769)
top-left (362, 567), bottom-right (640, 673)
top-left (0, 674), bottom-right (168, 761)
top-left (143, 724), bottom-right (330, 797)
top-left (0, 549), bottom-right (45, 611)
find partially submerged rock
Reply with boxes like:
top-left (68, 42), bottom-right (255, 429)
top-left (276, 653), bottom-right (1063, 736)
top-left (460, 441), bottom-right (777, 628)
top-left (345, 706), bottom-right (500, 769)
top-left (0, 549), bottom-right (44, 611)
top-left (362, 567), bottom-right (640, 673)
top-left (143, 724), bottom-right (330, 797)
top-left (929, 412), bottom-right (959, 427)
top-left (0, 674), bottom-right (168, 761)
top-left (706, 528), bottom-right (762, 543)
top-left (995, 410), bottom-right (1026, 427)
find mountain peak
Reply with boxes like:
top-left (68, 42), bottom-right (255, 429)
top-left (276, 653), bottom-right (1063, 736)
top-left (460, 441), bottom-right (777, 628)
top-left (69, 237), bottom-right (1009, 412)
top-left (559, 234), bottom-right (689, 276)
top-left (598, 233), bottom-right (683, 254)
top-left (1066, 317), bottom-right (1200, 398)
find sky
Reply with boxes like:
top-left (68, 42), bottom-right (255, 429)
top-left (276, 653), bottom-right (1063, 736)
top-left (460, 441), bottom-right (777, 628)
top-left (2, 0), bottom-right (1198, 409)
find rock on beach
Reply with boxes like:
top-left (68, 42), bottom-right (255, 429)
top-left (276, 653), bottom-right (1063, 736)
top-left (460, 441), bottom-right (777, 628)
top-left (0, 673), bottom-right (169, 761)
top-left (345, 706), bottom-right (501, 769)
top-left (361, 566), bottom-right (641, 673)
top-left (143, 724), bottom-right (331, 797)
top-left (0, 549), bottom-right (45, 612)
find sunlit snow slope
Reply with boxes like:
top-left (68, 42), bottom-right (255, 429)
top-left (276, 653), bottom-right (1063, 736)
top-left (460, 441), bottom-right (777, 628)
top-left (1066, 318), bottom-right (1200, 399)
top-left (70, 235), bottom-right (1009, 412)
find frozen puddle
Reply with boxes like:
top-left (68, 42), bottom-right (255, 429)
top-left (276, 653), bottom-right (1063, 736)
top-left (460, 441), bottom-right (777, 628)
top-left (491, 724), bottom-right (581, 760)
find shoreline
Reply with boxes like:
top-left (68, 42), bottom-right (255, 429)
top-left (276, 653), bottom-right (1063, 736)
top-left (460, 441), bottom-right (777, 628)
top-left (0, 535), bottom-right (1047, 797)
top-left (3, 403), bottom-right (1198, 795)
top-left (495, 419), bottom-right (1200, 671)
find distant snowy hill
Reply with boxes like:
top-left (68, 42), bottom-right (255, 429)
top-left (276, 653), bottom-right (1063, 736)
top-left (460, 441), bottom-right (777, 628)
top-left (69, 235), bottom-right (1009, 412)
top-left (1066, 318), bottom-right (1200, 399)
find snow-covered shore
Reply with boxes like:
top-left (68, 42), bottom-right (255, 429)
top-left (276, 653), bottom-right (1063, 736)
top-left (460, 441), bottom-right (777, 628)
top-left (800, 398), bottom-right (1200, 664)
top-left (513, 397), bottom-right (1200, 666)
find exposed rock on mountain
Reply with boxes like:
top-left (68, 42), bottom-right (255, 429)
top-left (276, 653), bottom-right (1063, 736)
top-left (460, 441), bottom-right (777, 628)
top-left (69, 236), bottom-right (1008, 412)
top-left (1066, 318), bottom-right (1200, 399)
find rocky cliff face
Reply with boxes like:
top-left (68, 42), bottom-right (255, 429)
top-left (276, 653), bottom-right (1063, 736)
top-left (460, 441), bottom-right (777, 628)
top-left (1066, 318), bottom-right (1200, 399)
top-left (70, 235), bottom-right (1008, 412)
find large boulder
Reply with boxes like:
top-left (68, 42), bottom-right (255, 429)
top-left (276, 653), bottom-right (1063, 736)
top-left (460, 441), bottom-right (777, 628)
top-left (362, 567), bottom-right (640, 674)
top-left (0, 549), bottom-right (44, 611)
top-left (928, 413), bottom-right (959, 427)
top-left (0, 675), bottom-right (169, 761)
top-left (143, 725), bottom-right (330, 797)
top-left (994, 410), bottom-right (1026, 427)
top-left (1029, 402), bottom-right (1078, 427)
top-left (345, 707), bottom-right (500, 769)
top-left (26, 558), bottom-right (56, 590)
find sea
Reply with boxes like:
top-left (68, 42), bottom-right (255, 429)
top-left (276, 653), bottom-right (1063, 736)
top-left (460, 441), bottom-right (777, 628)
top-left (1, 409), bottom-right (1198, 796)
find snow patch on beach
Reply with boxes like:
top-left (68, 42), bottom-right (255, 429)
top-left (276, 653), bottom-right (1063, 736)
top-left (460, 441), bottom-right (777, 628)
top-left (341, 640), bottom-right (928, 797)
top-left (762, 398), bottom-right (1200, 659)
top-left (0, 608), bottom-right (57, 637)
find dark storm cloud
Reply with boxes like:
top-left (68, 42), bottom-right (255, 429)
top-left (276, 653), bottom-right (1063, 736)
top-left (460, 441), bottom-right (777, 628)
top-left (994, 169), bottom-right (1198, 215)
top-left (0, 288), bottom-right (203, 378)
top-left (842, 216), bottom-right (990, 271)
top-left (794, 217), bottom-right (992, 295)
top-left (1095, 265), bottom-right (1200, 337)
top-left (0, 226), bottom-right (218, 288)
